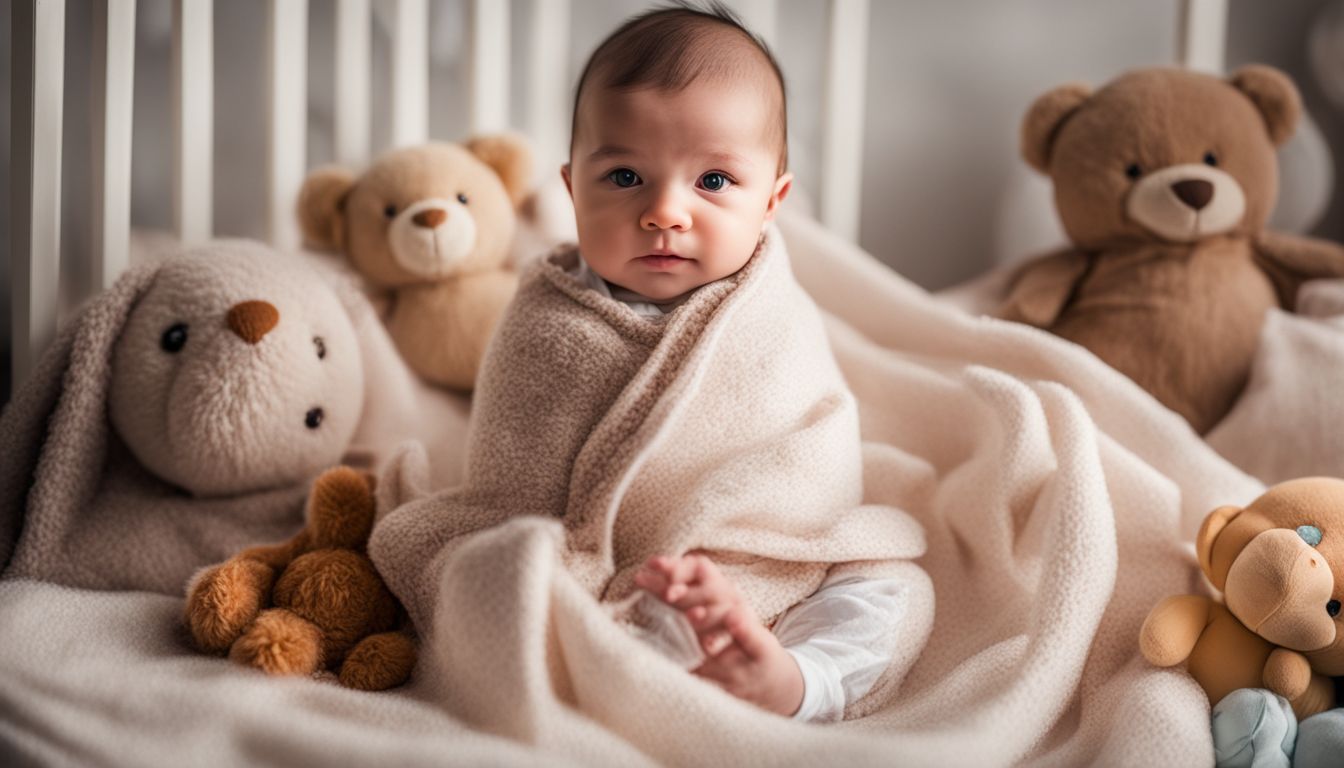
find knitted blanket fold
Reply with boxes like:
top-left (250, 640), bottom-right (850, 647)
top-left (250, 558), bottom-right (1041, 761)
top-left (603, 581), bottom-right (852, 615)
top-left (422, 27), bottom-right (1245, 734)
top-left (370, 228), bottom-right (932, 734)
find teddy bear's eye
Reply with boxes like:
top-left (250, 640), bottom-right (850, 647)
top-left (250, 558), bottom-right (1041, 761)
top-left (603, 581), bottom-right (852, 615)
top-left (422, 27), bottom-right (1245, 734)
top-left (313, 336), bottom-right (326, 360)
top-left (305, 407), bottom-right (324, 430)
top-left (1203, 152), bottom-right (1218, 167)
top-left (1125, 164), bottom-right (1143, 180)
top-left (384, 204), bottom-right (397, 219)
top-left (1298, 525), bottom-right (1323, 547)
top-left (1329, 600), bottom-right (1341, 618)
top-left (160, 323), bottom-right (189, 353)
top-left (457, 192), bottom-right (469, 205)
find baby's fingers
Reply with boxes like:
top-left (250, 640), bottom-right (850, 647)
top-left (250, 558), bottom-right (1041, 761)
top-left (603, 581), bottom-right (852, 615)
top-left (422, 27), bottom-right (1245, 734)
top-left (724, 607), bottom-right (772, 661)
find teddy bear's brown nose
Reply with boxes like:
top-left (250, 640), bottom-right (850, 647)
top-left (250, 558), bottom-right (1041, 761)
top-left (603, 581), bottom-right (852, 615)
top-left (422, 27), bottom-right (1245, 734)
top-left (412, 208), bottom-right (447, 228)
top-left (227, 300), bottom-right (280, 345)
top-left (1171, 179), bottom-right (1214, 211)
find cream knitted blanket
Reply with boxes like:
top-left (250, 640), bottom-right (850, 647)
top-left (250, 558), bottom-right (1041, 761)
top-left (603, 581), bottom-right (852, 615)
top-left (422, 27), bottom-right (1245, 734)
top-left (1, 209), bottom-right (1266, 766)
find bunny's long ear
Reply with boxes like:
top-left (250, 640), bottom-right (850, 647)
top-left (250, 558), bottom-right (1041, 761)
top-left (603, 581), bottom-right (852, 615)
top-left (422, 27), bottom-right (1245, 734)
top-left (0, 261), bottom-right (161, 573)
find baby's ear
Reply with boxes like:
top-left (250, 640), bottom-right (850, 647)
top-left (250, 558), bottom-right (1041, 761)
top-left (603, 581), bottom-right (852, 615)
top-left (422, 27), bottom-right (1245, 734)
top-left (297, 167), bottom-right (355, 251)
top-left (1021, 82), bottom-right (1091, 174)
top-left (1230, 65), bottom-right (1301, 146)
top-left (1197, 504), bottom-right (1243, 590)
top-left (466, 132), bottom-right (534, 205)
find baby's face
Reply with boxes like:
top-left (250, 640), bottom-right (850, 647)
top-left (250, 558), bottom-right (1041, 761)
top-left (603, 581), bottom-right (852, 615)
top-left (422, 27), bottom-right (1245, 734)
top-left (564, 78), bottom-right (791, 301)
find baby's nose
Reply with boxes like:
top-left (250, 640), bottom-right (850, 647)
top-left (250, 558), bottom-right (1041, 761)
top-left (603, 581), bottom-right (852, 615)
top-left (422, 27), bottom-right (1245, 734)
top-left (640, 190), bottom-right (691, 232)
top-left (413, 208), bottom-right (447, 228)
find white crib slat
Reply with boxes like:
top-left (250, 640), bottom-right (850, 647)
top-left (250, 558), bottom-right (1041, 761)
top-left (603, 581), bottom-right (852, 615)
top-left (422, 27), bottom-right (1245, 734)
top-left (172, 0), bottom-right (213, 244)
top-left (335, 0), bottom-right (370, 167)
top-left (469, 0), bottom-right (510, 134)
top-left (1178, 0), bottom-right (1227, 74)
top-left (267, 0), bottom-right (308, 250)
top-left (527, 0), bottom-right (569, 171)
top-left (92, 0), bottom-right (136, 291)
top-left (728, 0), bottom-right (777, 49)
top-left (820, 0), bottom-right (868, 243)
top-left (390, 0), bottom-right (428, 148)
top-left (10, 0), bottom-right (65, 391)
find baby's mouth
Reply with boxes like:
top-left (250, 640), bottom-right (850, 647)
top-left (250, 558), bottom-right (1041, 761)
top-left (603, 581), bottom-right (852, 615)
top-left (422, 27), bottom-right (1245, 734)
top-left (636, 253), bottom-right (691, 269)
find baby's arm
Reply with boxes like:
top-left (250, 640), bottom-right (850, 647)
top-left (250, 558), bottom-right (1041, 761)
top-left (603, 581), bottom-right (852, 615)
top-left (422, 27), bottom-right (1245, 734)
top-left (635, 554), bottom-right (804, 716)
top-left (771, 573), bottom-right (911, 722)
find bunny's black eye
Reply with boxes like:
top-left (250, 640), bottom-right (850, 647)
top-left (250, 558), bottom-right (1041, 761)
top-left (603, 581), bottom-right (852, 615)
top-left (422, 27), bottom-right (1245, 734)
top-left (161, 323), bottom-right (188, 353)
top-left (305, 408), bottom-right (324, 430)
top-left (457, 193), bottom-right (469, 205)
top-left (1125, 164), bottom-right (1143, 180)
top-left (384, 205), bottom-right (397, 218)
top-left (313, 336), bottom-right (326, 360)
top-left (1328, 600), bottom-right (1341, 618)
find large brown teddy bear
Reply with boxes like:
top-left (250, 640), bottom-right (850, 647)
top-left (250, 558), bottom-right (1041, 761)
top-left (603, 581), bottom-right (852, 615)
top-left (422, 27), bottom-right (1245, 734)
top-left (1000, 66), bottom-right (1344, 434)
top-left (1140, 477), bottom-right (1344, 718)
top-left (299, 136), bottom-right (531, 391)
top-left (184, 466), bottom-right (415, 691)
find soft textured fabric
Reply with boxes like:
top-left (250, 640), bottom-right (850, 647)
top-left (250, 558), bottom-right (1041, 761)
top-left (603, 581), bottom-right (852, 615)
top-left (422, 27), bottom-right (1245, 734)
top-left (0, 239), bottom-right (470, 595)
top-left (778, 573), bottom-right (913, 723)
top-left (1211, 688), bottom-right (1295, 768)
top-left (370, 226), bottom-right (931, 713)
top-left (0, 204), bottom-right (1279, 766)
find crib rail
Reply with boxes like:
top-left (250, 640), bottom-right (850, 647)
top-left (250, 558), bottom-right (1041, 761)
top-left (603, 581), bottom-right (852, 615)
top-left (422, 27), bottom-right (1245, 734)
top-left (6, 0), bottom-right (1231, 395)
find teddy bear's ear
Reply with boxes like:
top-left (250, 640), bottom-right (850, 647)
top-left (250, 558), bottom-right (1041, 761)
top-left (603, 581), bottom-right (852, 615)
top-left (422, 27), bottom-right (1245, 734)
top-left (297, 167), bottom-right (356, 251)
top-left (1197, 504), bottom-right (1243, 590)
top-left (1020, 83), bottom-right (1092, 174)
top-left (1229, 65), bottom-right (1301, 147)
top-left (465, 132), bottom-right (534, 206)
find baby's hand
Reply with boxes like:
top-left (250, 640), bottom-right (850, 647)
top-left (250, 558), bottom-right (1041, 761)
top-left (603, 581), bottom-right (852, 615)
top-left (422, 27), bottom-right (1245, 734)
top-left (634, 554), bottom-right (804, 716)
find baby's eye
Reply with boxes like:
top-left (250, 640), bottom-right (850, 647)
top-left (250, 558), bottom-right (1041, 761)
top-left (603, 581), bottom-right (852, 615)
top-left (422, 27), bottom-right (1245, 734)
top-left (607, 168), bottom-right (641, 188)
top-left (698, 172), bottom-right (732, 192)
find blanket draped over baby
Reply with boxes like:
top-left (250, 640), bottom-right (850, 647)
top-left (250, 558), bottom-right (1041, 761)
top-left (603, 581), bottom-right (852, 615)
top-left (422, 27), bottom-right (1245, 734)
top-left (370, 230), bottom-right (932, 723)
top-left (2, 209), bottom-right (1289, 766)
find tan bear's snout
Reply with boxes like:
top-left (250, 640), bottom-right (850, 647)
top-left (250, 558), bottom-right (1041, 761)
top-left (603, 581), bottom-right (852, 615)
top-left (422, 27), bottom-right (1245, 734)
top-left (412, 208), bottom-right (447, 228)
top-left (1225, 528), bottom-right (1337, 651)
top-left (227, 300), bottom-right (280, 345)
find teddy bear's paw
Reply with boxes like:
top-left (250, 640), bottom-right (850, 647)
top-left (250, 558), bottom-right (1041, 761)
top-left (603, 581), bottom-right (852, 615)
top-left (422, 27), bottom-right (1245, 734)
top-left (184, 559), bottom-right (274, 653)
top-left (308, 466), bottom-right (377, 550)
top-left (337, 632), bottom-right (416, 691)
top-left (229, 608), bottom-right (324, 677)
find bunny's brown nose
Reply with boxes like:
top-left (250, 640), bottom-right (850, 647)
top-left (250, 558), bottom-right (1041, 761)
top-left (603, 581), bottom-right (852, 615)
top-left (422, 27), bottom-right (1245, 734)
top-left (413, 208), bottom-right (447, 228)
top-left (227, 300), bottom-right (279, 344)
top-left (1172, 179), bottom-right (1214, 211)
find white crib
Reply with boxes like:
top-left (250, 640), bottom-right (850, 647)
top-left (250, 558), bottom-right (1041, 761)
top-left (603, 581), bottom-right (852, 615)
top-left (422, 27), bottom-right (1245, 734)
top-left (7, 0), bottom-right (1234, 398)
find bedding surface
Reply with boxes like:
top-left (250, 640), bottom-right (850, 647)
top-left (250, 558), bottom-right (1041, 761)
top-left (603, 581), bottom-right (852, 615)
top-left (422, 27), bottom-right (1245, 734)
top-left (0, 205), bottom-right (1271, 765)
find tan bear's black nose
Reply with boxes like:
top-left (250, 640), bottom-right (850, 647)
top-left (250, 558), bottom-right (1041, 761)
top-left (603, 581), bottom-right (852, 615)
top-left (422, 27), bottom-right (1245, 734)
top-left (1172, 179), bottom-right (1214, 211)
top-left (413, 208), bottom-right (446, 228)
top-left (227, 300), bottom-right (279, 344)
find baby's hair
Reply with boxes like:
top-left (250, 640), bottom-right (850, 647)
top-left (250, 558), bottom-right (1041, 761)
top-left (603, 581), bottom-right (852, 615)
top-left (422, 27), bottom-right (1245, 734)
top-left (570, 1), bottom-right (789, 174)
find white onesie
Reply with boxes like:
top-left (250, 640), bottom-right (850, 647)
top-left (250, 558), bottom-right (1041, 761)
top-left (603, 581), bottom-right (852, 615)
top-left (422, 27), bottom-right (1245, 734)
top-left (575, 257), bottom-right (911, 722)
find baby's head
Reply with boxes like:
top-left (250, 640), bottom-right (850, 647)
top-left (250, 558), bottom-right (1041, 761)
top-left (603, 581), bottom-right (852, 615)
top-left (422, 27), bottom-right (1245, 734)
top-left (563, 3), bottom-right (792, 301)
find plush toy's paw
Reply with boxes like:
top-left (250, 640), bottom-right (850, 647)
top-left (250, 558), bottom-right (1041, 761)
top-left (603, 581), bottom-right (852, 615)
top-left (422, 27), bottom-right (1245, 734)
top-left (1264, 648), bottom-right (1313, 700)
top-left (1295, 709), bottom-right (1344, 768)
top-left (337, 631), bottom-right (416, 691)
top-left (229, 608), bottom-right (323, 677)
top-left (185, 559), bottom-right (274, 653)
top-left (1212, 688), bottom-right (1295, 768)
top-left (307, 466), bottom-right (377, 550)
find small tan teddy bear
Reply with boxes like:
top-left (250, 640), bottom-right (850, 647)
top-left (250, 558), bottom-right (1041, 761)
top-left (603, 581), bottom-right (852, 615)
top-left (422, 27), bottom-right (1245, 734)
top-left (298, 136), bottom-right (532, 391)
top-left (1140, 477), bottom-right (1344, 718)
top-left (184, 465), bottom-right (415, 691)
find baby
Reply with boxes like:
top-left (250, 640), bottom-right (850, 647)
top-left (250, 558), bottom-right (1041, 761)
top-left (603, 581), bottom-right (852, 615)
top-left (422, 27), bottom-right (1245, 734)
top-left (561, 4), bottom-right (912, 722)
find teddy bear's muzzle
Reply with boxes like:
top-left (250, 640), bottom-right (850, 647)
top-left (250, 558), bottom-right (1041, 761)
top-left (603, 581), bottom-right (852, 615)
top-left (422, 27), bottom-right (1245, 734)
top-left (1225, 527), bottom-right (1337, 652)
